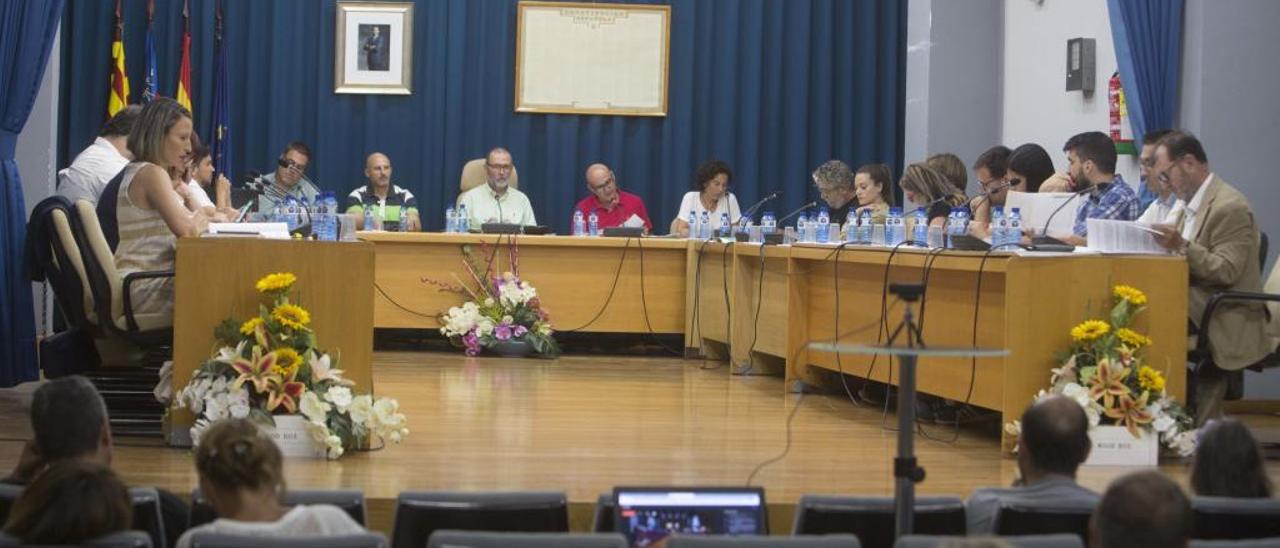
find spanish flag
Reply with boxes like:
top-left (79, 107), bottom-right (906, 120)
top-left (176, 0), bottom-right (193, 117)
top-left (108, 0), bottom-right (130, 117)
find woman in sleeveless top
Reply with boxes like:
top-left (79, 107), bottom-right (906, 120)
top-left (114, 98), bottom-right (208, 326)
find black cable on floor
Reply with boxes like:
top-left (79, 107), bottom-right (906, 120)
top-left (744, 392), bottom-right (806, 487)
top-left (739, 246), bottom-right (770, 375)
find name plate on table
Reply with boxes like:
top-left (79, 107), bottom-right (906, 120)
top-left (261, 415), bottom-right (326, 458)
top-left (206, 222), bottom-right (291, 240)
top-left (1084, 425), bottom-right (1158, 467)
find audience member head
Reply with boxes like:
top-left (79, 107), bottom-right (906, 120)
top-left (1007, 143), bottom-right (1056, 194)
top-left (100, 105), bottom-right (142, 159)
top-left (195, 418), bottom-right (286, 520)
top-left (3, 460), bottom-right (132, 545)
top-left (484, 147), bottom-right (514, 191)
top-left (272, 141), bottom-right (311, 189)
top-left (1017, 395), bottom-right (1090, 482)
top-left (127, 97), bottom-right (193, 177)
top-left (1062, 131), bottom-right (1117, 188)
top-left (190, 134), bottom-right (213, 186)
top-left (1190, 418), bottom-right (1273, 498)
top-left (812, 160), bottom-right (856, 210)
top-left (29, 376), bottom-right (112, 468)
top-left (898, 163), bottom-right (960, 210)
top-left (585, 163), bottom-right (620, 207)
top-left (691, 160), bottom-right (732, 202)
top-left (1154, 131), bottom-right (1210, 203)
top-left (1139, 129), bottom-right (1172, 187)
top-left (1091, 470), bottom-right (1191, 548)
top-left (927, 152), bottom-right (968, 195)
top-left (854, 163), bottom-right (895, 209)
top-left (364, 152), bottom-right (392, 192)
top-left (974, 145), bottom-right (1011, 198)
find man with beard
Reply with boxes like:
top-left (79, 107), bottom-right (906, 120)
top-left (457, 147), bottom-right (537, 230)
top-left (1061, 131), bottom-right (1140, 246)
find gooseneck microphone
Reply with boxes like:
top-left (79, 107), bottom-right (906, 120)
top-left (736, 190), bottom-right (783, 229)
top-left (776, 200), bottom-right (821, 225)
top-left (1038, 185), bottom-right (1094, 237)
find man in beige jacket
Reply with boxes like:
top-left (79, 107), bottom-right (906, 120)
top-left (1151, 131), bottom-right (1270, 424)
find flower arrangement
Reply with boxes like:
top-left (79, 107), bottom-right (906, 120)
top-left (428, 243), bottom-right (560, 358)
top-left (1005, 284), bottom-right (1197, 457)
top-left (177, 272), bottom-right (408, 459)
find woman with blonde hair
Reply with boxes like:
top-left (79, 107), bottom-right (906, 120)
top-left (175, 419), bottom-right (365, 547)
top-left (898, 162), bottom-right (966, 229)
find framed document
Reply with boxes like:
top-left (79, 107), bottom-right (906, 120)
top-left (334, 1), bottom-right (414, 95)
top-left (515, 1), bottom-right (671, 116)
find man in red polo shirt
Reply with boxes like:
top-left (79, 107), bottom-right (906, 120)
top-left (575, 163), bottom-right (653, 233)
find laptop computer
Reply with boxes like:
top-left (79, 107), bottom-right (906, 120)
top-left (613, 487), bottom-right (767, 547)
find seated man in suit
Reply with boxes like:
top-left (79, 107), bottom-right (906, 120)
top-left (1091, 471), bottom-right (1191, 548)
top-left (1061, 131), bottom-right (1141, 246)
top-left (457, 147), bottom-right (536, 230)
top-left (574, 163), bottom-right (652, 233)
top-left (346, 152), bottom-right (420, 231)
top-left (1149, 131), bottom-right (1269, 424)
top-left (256, 141), bottom-right (320, 214)
top-left (2, 376), bottom-right (189, 547)
top-left (965, 395), bottom-right (1099, 534)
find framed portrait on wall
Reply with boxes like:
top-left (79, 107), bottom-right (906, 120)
top-left (335, 2), bottom-right (413, 95)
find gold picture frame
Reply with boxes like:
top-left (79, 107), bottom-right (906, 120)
top-left (334, 1), bottom-right (414, 95)
top-left (515, 1), bottom-right (671, 116)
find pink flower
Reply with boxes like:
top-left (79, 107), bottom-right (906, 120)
top-left (513, 325), bottom-right (528, 338)
top-left (494, 324), bottom-right (513, 341)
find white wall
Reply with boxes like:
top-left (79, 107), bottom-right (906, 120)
top-left (1001, 0), bottom-right (1140, 187)
top-left (16, 30), bottom-right (59, 336)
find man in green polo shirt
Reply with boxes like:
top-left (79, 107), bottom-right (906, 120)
top-left (346, 152), bottom-right (420, 231)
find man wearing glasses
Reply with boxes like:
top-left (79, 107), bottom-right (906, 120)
top-left (574, 163), bottom-right (652, 233)
top-left (256, 141), bottom-right (320, 213)
top-left (1135, 129), bottom-right (1182, 225)
top-left (1149, 131), bottom-right (1268, 424)
top-left (457, 147), bottom-right (536, 230)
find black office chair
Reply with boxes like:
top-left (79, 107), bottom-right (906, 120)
top-left (189, 488), bottom-right (367, 528)
top-left (186, 532), bottom-right (387, 548)
top-left (427, 530), bottom-right (627, 548)
top-left (1190, 538), bottom-right (1280, 548)
top-left (791, 496), bottom-right (966, 548)
top-left (0, 530), bottom-right (153, 547)
top-left (667, 535), bottom-right (861, 547)
top-left (993, 500), bottom-right (1097, 541)
top-left (895, 534), bottom-right (1083, 548)
top-left (130, 487), bottom-right (167, 548)
top-left (25, 195), bottom-right (104, 377)
top-left (0, 483), bottom-right (22, 525)
top-left (1192, 496), bottom-right (1280, 540)
top-left (591, 492), bottom-right (614, 533)
top-left (390, 491), bottom-right (569, 548)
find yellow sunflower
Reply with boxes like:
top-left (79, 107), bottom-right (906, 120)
top-left (239, 317), bottom-right (265, 336)
top-left (1117, 327), bottom-right (1152, 348)
top-left (1113, 284), bottom-right (1148, 306)
top-left (256, 272), bottom-right (298, 294)
top-left (271, 347), bottom-right (303, 379)
top-left (272, 303), bottom-right (311, 330)
top-left (1138, 365), bottom-right (1166, 392)
top-left (1071, 319), bottom-right (1110, 342)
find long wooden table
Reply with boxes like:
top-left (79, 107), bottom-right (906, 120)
top-left (360, 232), bottom-right (689, 335)
top-left (686, 241), bottom-right (1188, 440)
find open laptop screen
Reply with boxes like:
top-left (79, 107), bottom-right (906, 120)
top-left (613, 487), bottom-right (767, 547)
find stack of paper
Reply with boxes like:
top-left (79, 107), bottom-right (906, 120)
top-left (1085, 219), bottom-right (1169, 255)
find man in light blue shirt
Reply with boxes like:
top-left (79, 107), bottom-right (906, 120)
top-left (457, 147), bottom-right (537, 230)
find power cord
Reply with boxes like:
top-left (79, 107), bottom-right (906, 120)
top-left (635, 237), bottom-right (686, 357)
top-left (744, 392), bottom-right (806, 486)
top-left (737, 246), bottom-right (770, 375)
top-left (557, 238), bottom-right (631, 333)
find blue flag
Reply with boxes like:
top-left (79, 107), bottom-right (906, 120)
top-left (210, 3), bottom-right (232, 183)
top-left (142, 22), bottom-right (158, 103)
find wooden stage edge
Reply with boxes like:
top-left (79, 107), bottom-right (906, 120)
top-left (2, 351), bottom-right (1279, 538)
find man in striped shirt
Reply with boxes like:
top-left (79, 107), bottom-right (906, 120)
top-left (345, 152), bottom-right (420, 231)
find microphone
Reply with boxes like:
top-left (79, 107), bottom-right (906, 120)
top-left (969, 181), bottom-right (1012, 212)
top-left (776, 200), bottom-right (820, 225)
top-left (1025, 186), bottom-right (1094, 252)
top-left (736, 190), bottom-right (782, 228)
top-left (1038, 186), bottom-right (1093, 237)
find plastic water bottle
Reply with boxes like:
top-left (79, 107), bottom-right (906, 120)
top-left (455, 204), bottom-right (468, 233)
top-left (815, 208), bottom-right (831, 244)
top-left (885, 207), bottom-right (903, 246)
top-left (1008, 207), bottom-right (1023, 249)
top-left (857, 210), bottom-right (873, 244)
top-left (687, 211), bottom-right (699, 239)
top-left (912, 208), bottom-right (929, 247)
top-left (698, 211), bottom-right (711, 239)
top-left (325, 192), bottom-right (340, 239)
top-left (572, 210), bottom-right (585, 236)
top-left (444, 207), bottom-right (456, 233)
top-left (588, 210), bottom-right (599, 237)
top-left (362, 203), bottom-right (375, 231)
top-left (992, 206), bottom-right (1007, 248)
top-left (844, 211), bottom-right (857, 243)
top-left (313, 194), bottom-right (329, 240)
top-left (795, 213), bottom-right (808, 243)
top-left (719, 212), bottom-right (731, 237)
top-left (761, 211), bottom-right (776, 234)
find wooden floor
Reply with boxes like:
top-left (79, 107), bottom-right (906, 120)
top-left (2, 351), bottom-right (1279, 535)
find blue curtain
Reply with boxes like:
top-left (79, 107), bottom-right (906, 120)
top-left (1107, 0), bottom-right (1183, 149)
top-left (0, 0), bottom-right (63, 387)
top-left (60, 0), bottom-right (905, 234)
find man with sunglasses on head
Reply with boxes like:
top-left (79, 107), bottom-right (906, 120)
top-left (575, 163), bottom-right (652, 233)
top-left (457, 147), bottom-right (536, 231)
top-left (1149, 131), bottom-right (1268, 424)
top-left (255, 141), bottom-right (319, 213)
top-left (1135, 129), bottom-right (1183, 225)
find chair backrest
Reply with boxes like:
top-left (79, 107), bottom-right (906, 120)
top-left (459, 158), bottom-right (519, 194)
top-left (186, 532), bottom-right (387, 548)
top-left (129, 487), bottom-right (166, 548)
top-left (792, 496), bottom-right (966, 548)
top-left (1192, 496), bottom-right (1280, 540)
top-left (391, 491), bottom-right (568, 548)
top-left (426, 530), bottom-right (627, 548)
top-left (189, 488), bottom-right (367, 528)
top-left (994, 501), bottom-right (1096, 540)
top-left (1191, 538), bottom-right (1280, 548)
top-left (895, 534), bottom-right (1084, 548)
top-left (591, 492), bottom-right (614, 533)
top-left (0, 483), bottom-right (23, 526)
top-left (667, 534), bottom-right (862, 547)
top-left (26, 195), bottom-right (97, 327)
top-left (74, 200), bottom-right (127, 332)
top-left (1263, 244), bottom-right (1280, 342)
top-left (0, 530), bottom-right (153, 547)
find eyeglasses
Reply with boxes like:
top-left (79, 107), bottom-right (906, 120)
top-left (589, 177), bottom-right (615, 192)
top-left (277, 158), bottom-right (307, 173)
top-left (486, 163), bottom-right (513, 172)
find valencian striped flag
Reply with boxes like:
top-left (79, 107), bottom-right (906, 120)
top-left (142, 0), bottom-right (158, 103)
top-left (176, 0), bottom-right (194, 117)
top-left (210, 0), bottom-right (232, 182)
top-left (108, 0), bottom-right (130, 117)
